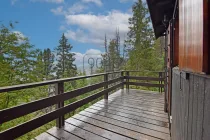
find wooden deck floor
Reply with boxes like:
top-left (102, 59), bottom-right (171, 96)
top-left (35, 89), bottom-right (170, 140)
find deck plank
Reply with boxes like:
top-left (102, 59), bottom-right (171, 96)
top-left (35, 89), bottom-right (169, 140)
top-left (92, 103), bottom-right (168, 122)
top-left (95, 102), bottom-right (168, 118)
top-left (108, 96), bottom-right (164, 106)
top-left (100, 99), bottom-right (166, 114)
top-left (63, 123), bottom-right (108, 140)
top-left (47, 127), bottom-right (82, 140)
top-left (66, 117), bottom-right (133, 140)
top-left (89, 105), bottom-right (169, 127)
top-left (84, 107), bottom-right (169, 133)
top-left (109, 92), bottom-right (165, 101)
top-left (72, 114), bottom-right (160, 140)
top-left (35, 132), bottom-right (58, 140)
top-left (104, 99), bottom-right (164, 110)
top-left (79, 110), bottom-right (170, 140)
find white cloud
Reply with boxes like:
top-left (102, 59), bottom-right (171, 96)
top-left (68, 3), bottom-right (87, 14)
top-left (65, 29), bottom-right (104, 46)
top-left (82, 0), bottom-right (103, 6)
top-left (51, 6), bottom-right (65, 15)
top-left (30, 0), bottom-right (64, 4)
top-left (64, 10), bottom-right (131, 46)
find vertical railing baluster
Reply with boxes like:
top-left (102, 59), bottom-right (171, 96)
top-left (126, 71), bottom-right (129, 90)
top-left (159, 72), bottom-right (161, 93)
top-left (104, 73), bottom-right (108, 100)
top-left (55, 82), bottom-right (64, 128)
top-left (160, 72), bottom-right (163, 93)
top-left (121, 71), bottom-right (124, 90)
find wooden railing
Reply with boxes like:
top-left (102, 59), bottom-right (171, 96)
top-left (0, 70), bottom-right (164, 139)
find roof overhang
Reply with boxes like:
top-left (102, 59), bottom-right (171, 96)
top-left (146, 0), bottom-right (176, 38)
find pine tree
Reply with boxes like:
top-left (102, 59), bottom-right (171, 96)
top-left (43, 48), bottom-right (55, 79)
top-left (35, 50), bottom-right (45, 81)
top-left (55, 33), bottom-right (77, 78)
top-left (108, 39), bottom-right (117, 71)
top-left (125, 0), bottom-right (157, 72)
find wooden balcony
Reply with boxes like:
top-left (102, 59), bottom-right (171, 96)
top-left (0, 71), bottom-right (169, 140)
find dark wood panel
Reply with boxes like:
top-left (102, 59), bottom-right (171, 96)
top-left (84, 108), bottom-right (169, 133)
top-left (78, 111), bottom-right (170, 140)
top-left (173, 16), bottom-right (179, 66)
top-left (47, 127), bottom-right (83, 140)
top-left (65, 118), bottom-right (133, 140)
top-left (203, 0), bottom-right (209, 73)
top-left (72, 114), bottom-right (160, 140)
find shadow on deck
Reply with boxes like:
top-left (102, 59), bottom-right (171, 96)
top-left (36, 89), bottom-right (170, 140)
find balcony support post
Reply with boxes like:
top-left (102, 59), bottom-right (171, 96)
top-left (104, 73), bottom-right (108, 100)
top-left (121, 71), bottom-right (124, 90)
top-left (55, 82), bottom-right (64, 128)
top-left (126, 71), bottom-right (129, 90)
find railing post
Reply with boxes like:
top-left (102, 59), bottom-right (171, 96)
top-left (126, 71), bottom-right (129, 90)
top-left (55, 82), bottom-right (64, 128)
top-left (121, 71), bottom-right (124, 90)
top-left (104, 73), bottom-right (108, 100)
top-left (159, 72), bottom-right (163, 93)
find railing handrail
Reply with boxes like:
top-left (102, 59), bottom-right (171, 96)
top-left (0, 70), bottom-right (164, 93)
top-left (0, 71), bottom-right (122, 93)
top-left (123, 70), bottom-right (164, 73)
top-left (0, 71), bottom-right (165, 139)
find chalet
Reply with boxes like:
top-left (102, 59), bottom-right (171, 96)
top-left (0, 0), bottom-right (209, 139)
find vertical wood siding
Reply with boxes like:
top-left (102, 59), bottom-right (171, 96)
top-left (171, 68), bottom-right (210, 140)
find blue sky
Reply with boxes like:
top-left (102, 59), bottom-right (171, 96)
top-left (0, 0), bottom-right (136, 70)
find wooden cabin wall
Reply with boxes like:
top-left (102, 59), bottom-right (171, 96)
top-left (173, 18), bottom-right (179, 66)
top-left (171, 67), bottom-right (210, 140)
top-left (179, 0), bottom-right (209, 73)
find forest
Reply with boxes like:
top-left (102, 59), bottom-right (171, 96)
top-left (0, 0), bottom-right (164, 139)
